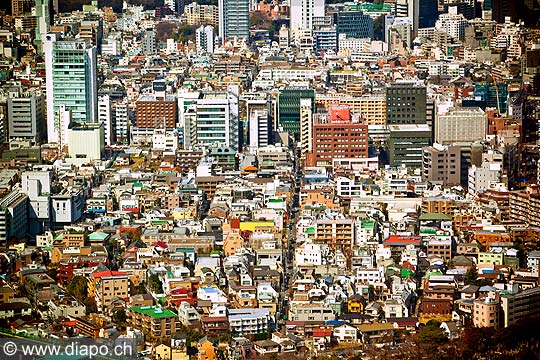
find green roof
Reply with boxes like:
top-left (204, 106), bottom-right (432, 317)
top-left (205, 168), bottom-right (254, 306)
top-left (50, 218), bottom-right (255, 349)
top-left (419, 213), bottom-right (452, 221)
top-left (133, 181), bottom-right (143, 187)
top-left (420, 228), bottom-right (437, 234)
top-left (130, 306), bottom-right (176, 319)
top-left (152, 220), bottom-right (168, 225)
top-left (176, 248), bottom-right (195, 253)
top-left (88, 231), bottom-right (110, 241)
top-left (362, 221), bottom-right (375, 229)
top-left (305, 227), bottom-right (315, 234)
top-left (268, 198), bottom-right (284, 203)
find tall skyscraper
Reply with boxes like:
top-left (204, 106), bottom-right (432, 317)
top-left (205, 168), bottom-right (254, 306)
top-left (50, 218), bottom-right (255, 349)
top-left (44, 34), bottom-right (98, 144)
top-left (395, 0), bottom-right (438, 36)
top-left (218, 0), bottom-right (249, 44)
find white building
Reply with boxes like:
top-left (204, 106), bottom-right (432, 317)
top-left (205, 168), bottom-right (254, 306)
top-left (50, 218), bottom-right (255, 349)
top-left (67, 124), bottom-right (104, 165)
top-left (435, 13), bottom-right (468, 41)
top-left (468, 162), bottom-right (502, 196)
top-left (98, 94), bottom-right (113, 146)
top-left (22, 171), bottom-right (52, 234)
top-left (152, 129), bottom-right (179, 152)
top-left (290, 0), bottom-right (325, 34)
top-left (196, 25), bottom-right (215, 54)
top-left (228, 308), bottom-right (271, 335)
top-left (184, 90), bottom-right (240, 150)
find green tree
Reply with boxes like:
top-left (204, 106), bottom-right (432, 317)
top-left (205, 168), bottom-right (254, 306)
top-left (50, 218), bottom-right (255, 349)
top-left (149, 273), bottom-right (164, 293)
top-left (464, 267), bottom-right (478, 285)
top-left (112, 309), bottom-right (127, 325)
top-left (417, 320), bottom-right (448, 345)
top-left (67, 275), bottom-right (88, 302)
top-left (84, 297), bottom-right (98, 315)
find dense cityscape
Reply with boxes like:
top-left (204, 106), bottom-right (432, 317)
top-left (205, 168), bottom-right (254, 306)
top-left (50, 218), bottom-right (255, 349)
top-left (0, 0), bottom-right (540, 359)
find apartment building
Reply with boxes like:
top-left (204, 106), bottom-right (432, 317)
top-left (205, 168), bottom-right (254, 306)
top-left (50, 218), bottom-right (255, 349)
top-left (129, 305), bottom-right (181, 340)
top-left (500, 287), bottom-right (540, 328)
top-left (89, 270), bottom-right (129, 311)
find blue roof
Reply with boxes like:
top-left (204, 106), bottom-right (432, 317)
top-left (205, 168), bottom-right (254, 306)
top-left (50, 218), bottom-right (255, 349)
top-left (325, 320), bottom-right (344, 326)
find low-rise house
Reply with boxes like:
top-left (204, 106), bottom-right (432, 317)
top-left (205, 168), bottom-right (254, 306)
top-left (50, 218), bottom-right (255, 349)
top-left (357, 322), bottom-right (395, 348)
top-left (177, 301), bottom-right (200, 327)
top-left (253, 340), bottom-right (279, 355)
top-left (0, 302), bottom-right (32, 319)
top-left (333, 323), bottom-right (358, 343)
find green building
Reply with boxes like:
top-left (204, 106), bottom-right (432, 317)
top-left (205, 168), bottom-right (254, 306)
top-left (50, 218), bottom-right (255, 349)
top-left (388, 124), bottom-right (431, 169)
top-left (277, 87), bottom-right (315, 140)
top-left (474, 83), bottom-right (508, 114)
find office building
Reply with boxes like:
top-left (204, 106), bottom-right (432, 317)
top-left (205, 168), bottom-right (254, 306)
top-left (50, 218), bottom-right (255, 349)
top-left (290, 0), bottom-right (326, 33)
top-left (135, 94), bottom-right (178, 129)
top-left (335, 11), bottom-right (374, 39)
top-left (247, 99), bottom-right (272, 151)
top-left (314, 28), bottom-right (338, 53)
top-left (218, 0), bottom-right (250, 43)
top-left (196, 25), bottom-right (215, 53)
top-left (389, 124), bottom-right (431, 168)
top-left (435, 107), bottom-right (487, 144)
top-left (12, 0), bottom-right (34, 16)
top-left (394, 0), bottom-right (438, 35)
top-left (0, 190), bottom-right (28, 244)
top-left (422, 144), bottom-right (461, 186)
top-left (184, 91), bottom-right (240, 150)
top-left (113, 100), bottom-right (129, 144)
top-left (299, 98), bottom-right (313, 157)
top-left (474, 83), bottom-right (508, 114)
top-left (35, 0), bottom-right (53, 53)
top-left (435, 13), bottom-right (468, 41)
top-left (44, 34), bottom-right (98, 144)
top-left (141, 29), bottom-right (157, 55)
top-left (67, 124), bottom-right (105, 165)
top-left (308, 105), bottom-right (369, 167)
top-left (22, 171), bottom-right (52, 235)
top-left (277, 87), bottom-right (315, 140)
top-left (386, 81), bottom-right (427, 125)
top-left (7, 92), bottom-right (46, 144)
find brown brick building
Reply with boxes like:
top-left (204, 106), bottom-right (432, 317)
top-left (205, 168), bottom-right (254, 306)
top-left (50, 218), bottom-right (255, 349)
top-left (308, 105), bottom-right (368, 167)
top-left (135, 94), bottom-right (177, 129)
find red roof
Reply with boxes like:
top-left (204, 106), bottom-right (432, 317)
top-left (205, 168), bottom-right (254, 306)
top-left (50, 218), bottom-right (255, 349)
top-left (152, 241), bottom-right (168, 249)
top-left (230, 218), bottom-right (240, 229)
top-left (313, 329), bottom-right (332, 337)
top-left (92, 270), bottom-right (128, 279)
top-left (385, 235), bottom-right (420, 244)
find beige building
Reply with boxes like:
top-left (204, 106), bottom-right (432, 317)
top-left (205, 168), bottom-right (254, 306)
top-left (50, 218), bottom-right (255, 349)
top-left (473, 296), bottom-right (500, 329)
top-left (435, 107), bottom-right (487, 144)
top-left (422, 143), bottom-right (461, 185)
top-left (184, 3), bottom-right (219, 27)
top-left (129, 305), bottom-right (181, 341)
top-left (316, 95), bottom-right (386, 125)
top-left (89, 270), bottom-right (129, 312)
